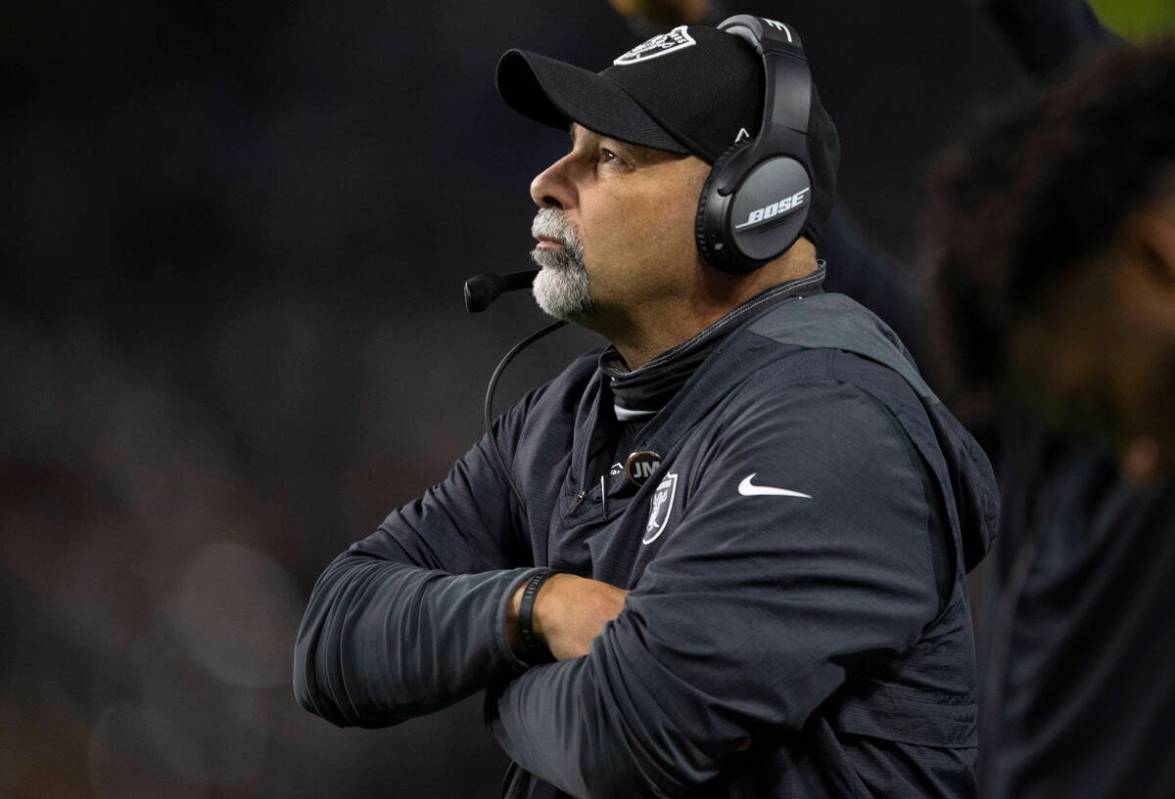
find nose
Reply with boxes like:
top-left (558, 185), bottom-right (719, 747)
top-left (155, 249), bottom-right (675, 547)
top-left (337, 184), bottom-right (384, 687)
top-left (529, 153), bottom-right (577, 210)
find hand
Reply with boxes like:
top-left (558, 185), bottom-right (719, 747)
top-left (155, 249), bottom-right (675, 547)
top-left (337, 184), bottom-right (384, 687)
top-left (510, 573), bottom-right (629, 661)
top-left (505, 574), bottom-right (752, 749)
top-left (606, 0), bottom-right (710, 26)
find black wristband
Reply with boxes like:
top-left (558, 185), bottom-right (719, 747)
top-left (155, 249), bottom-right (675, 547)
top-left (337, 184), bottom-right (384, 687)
top-left (517, 569), bottom-right (557, 665)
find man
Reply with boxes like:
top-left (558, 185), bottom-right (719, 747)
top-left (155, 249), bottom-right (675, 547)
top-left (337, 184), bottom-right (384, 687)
top-left (294, 18), bottom-right (998, 798)
top-left (926, 40), bottom-right (1175, 798)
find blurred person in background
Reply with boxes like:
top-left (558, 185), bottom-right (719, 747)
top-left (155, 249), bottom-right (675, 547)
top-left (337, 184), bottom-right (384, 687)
top-left (926, 38), bottom-right (1175, 799)
top-left (294, 15), bottom-right (999, 799)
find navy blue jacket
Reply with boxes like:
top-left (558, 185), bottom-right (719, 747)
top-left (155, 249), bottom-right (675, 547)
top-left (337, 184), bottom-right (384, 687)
top-left (294, 291), bottom-right (999, 798)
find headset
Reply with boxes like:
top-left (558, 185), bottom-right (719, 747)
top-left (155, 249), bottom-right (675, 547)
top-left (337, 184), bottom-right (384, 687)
top-left (695, 15), bottom-right (814, 274)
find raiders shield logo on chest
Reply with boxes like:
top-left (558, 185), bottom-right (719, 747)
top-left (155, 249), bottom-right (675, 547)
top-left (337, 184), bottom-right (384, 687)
top-left (642, 472), bottom-right (678, 545)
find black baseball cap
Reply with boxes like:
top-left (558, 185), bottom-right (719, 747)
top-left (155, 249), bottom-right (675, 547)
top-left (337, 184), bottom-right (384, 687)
top-left (496, 23), bottom-right (840, 243)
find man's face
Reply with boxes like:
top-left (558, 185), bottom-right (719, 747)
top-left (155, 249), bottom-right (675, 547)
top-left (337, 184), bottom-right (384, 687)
top-left (528, 123), bottom-right (710, 325)
top-left (1011, 191), bottom-right (1175, 482)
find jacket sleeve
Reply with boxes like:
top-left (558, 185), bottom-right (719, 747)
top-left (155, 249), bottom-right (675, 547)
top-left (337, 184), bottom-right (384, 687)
top-left (486, 379), bottom-right (944, 798)
top-left (293, 395), bottom-right (547, 728)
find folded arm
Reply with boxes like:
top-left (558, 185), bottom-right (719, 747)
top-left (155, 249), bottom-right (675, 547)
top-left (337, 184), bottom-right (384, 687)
top-left (293, 395), bottom-right (548, 727)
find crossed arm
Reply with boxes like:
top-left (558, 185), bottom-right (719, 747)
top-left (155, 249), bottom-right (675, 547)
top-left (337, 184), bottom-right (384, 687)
top-left (295, 375), bottom-right (942, 798)
top-left (292, 377), bottom-right (632, 729)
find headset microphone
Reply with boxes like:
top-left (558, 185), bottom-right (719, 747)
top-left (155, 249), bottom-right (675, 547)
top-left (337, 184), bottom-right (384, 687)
top-left (464, 269), bottom-right (540, 313)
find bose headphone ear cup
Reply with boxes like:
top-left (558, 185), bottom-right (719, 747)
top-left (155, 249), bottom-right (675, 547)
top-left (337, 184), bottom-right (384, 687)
top-left (728, 155), bottom-right (812, 263)
top-left (697, 149), bottom-right (814, 274)
top-left (695, 141), bottom-right (754, 273)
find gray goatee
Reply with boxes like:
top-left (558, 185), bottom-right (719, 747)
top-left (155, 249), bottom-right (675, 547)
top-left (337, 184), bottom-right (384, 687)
top-left (530, 208), bottom-right (596, 321)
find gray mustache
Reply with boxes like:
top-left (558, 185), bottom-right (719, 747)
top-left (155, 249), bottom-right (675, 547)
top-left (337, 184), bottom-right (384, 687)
top-left (531, 209), bottom-right (580, 248)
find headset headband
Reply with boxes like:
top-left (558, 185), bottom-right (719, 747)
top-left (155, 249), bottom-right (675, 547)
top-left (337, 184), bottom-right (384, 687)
top-left (714, 16), bottom-right (812, 194)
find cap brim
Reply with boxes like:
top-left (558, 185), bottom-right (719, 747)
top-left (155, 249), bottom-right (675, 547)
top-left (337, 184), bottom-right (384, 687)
top-left (496, 49), bottom-right (689, 154)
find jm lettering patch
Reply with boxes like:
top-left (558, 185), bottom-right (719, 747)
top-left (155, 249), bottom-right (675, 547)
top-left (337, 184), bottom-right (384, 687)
top-left (625, 450), bottom-right (661, 487)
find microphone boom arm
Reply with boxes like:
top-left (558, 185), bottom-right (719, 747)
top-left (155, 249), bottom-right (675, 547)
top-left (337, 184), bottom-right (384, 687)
top-left (464, 269), bottom-right (540, 313)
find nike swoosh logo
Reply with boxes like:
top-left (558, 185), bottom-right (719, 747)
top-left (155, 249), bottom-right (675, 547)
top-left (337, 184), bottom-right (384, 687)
top-left (738, 473), bottom-right (811, 498)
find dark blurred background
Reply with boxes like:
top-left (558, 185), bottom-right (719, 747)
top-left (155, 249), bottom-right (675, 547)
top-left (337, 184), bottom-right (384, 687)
top-left (0, 1), bottom-right (1039, 796)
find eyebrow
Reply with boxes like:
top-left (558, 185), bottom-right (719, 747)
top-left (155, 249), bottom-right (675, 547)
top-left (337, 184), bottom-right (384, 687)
top-left (568, 123), bottom-right (678, 166)
top-left (569, 123), bottom-right (618, 153)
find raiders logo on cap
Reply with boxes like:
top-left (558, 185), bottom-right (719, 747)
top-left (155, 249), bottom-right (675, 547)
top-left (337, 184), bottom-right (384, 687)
top-left (624, 450), bottom-right (661, 486)
top-left (613, 25), bottom-right (697, 66)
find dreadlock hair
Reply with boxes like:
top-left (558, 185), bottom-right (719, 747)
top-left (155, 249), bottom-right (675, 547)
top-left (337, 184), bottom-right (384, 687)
top-left (924, 38), bottom-right (1175, 424)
